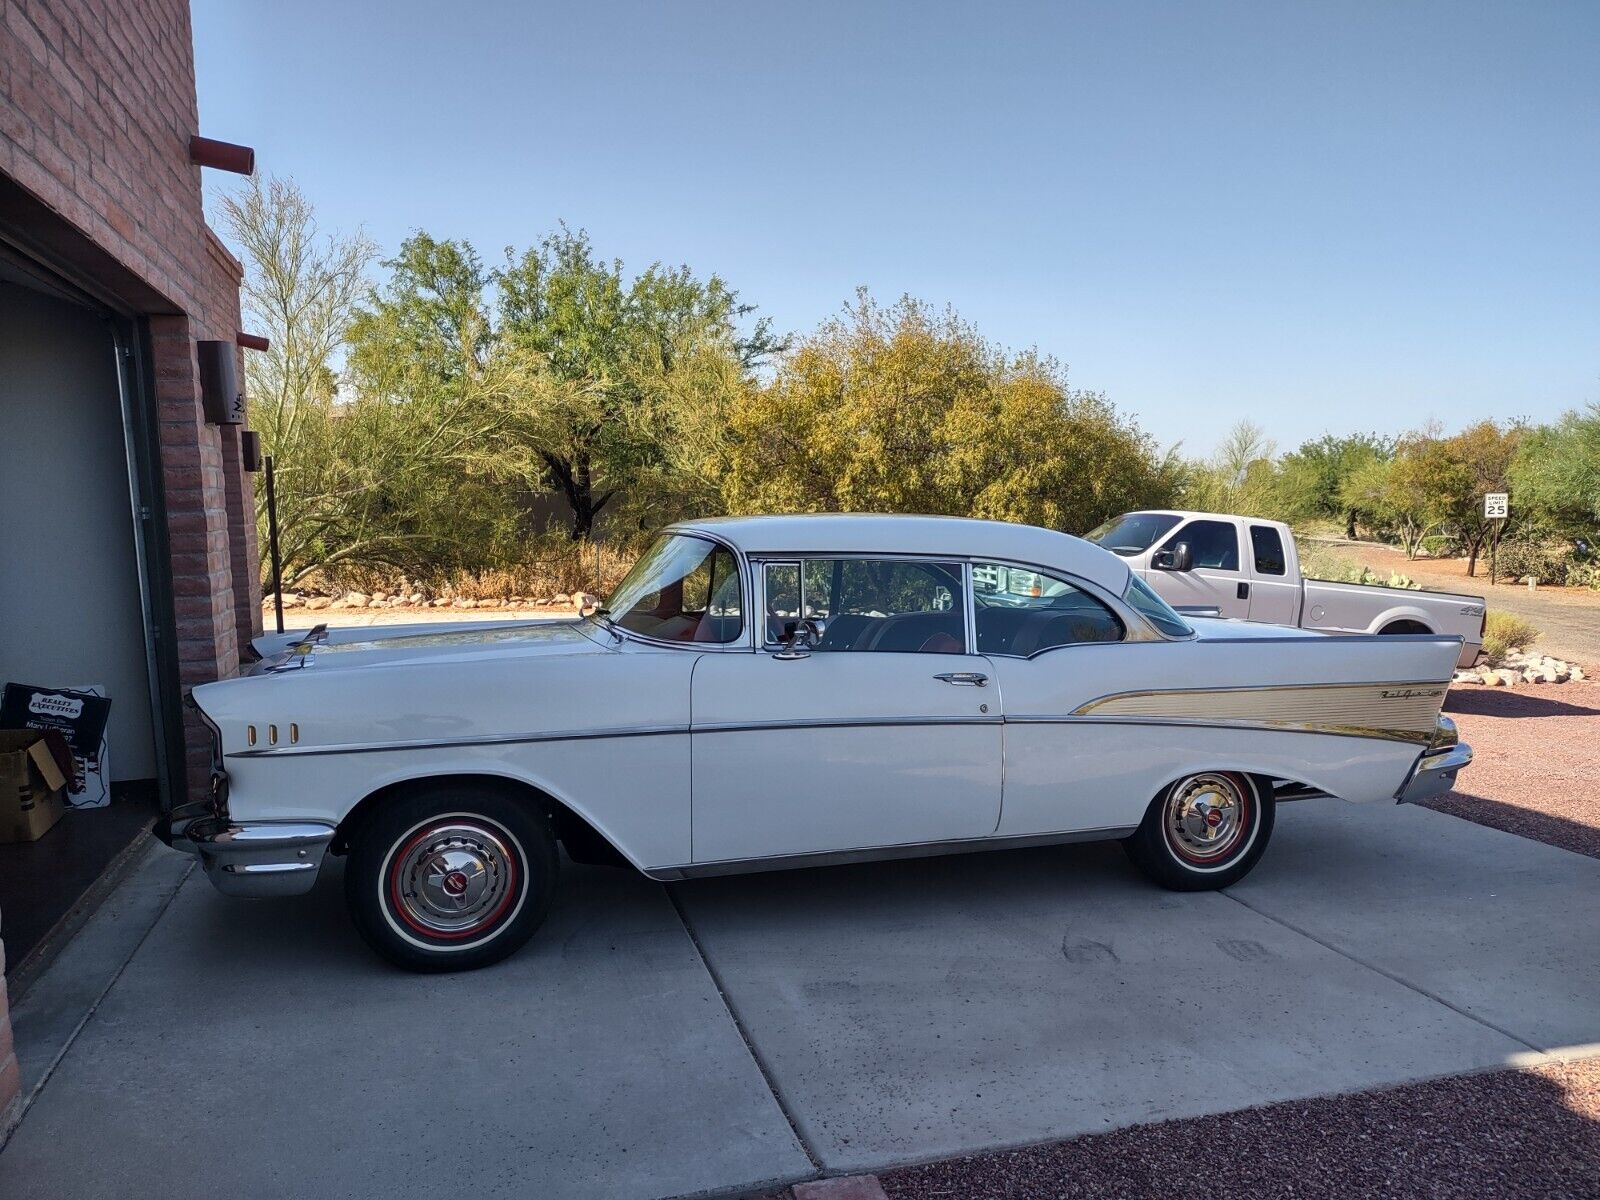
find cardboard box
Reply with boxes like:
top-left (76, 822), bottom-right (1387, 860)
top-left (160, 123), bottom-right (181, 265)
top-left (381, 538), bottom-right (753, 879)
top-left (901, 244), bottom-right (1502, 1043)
top-left (0, 729), bottom-right (68, 842)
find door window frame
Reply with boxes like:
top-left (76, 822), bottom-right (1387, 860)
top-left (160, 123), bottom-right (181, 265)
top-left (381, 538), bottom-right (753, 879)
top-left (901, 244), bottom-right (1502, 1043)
top-left (752, 553), bottom-right (976, 654)
top-left (1162, 519), bottom-right (1243, 573)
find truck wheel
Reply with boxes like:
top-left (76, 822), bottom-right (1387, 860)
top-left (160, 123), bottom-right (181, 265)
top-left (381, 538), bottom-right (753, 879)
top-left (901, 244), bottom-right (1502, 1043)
top-left (345, 783), bottom-right (557, 972)
top-left (1122, 771), bottom-right (1274, 891)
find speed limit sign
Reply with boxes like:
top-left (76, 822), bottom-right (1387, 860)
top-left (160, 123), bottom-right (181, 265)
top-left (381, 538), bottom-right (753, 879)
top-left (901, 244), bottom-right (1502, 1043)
top-left (1485, 493), bottom-right (1508, 519)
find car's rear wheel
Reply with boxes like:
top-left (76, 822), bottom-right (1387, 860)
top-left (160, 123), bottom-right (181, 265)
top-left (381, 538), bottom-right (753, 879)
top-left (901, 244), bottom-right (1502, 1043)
top-left (345, 783), bottom-right (557, 972)
top-left (1122, 771), bottom-right (1273, 890)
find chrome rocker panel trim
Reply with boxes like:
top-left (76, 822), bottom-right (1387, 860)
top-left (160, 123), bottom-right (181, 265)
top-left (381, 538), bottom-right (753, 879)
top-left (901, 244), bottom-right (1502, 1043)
top-left (185, 817), bottom-right (336, 897)
top-left (1397, 742), bottom-right (1473, 804)
top-left (644, 824), bottom-right (1138, 880)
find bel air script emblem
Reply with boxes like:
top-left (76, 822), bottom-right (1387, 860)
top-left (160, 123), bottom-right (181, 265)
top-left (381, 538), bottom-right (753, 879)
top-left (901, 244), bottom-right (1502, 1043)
top-left (1380, 687), bottom-right (1444, 700)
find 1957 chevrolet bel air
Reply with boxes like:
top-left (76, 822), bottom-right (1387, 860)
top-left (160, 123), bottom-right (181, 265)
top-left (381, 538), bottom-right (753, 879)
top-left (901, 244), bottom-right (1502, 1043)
top-left (169, 515), bottom-right (1472, 971)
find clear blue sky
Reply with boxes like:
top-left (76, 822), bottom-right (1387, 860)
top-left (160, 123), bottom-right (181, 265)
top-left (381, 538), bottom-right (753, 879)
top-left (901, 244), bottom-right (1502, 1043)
top-left (191, 0), bottom-right (1598, 456)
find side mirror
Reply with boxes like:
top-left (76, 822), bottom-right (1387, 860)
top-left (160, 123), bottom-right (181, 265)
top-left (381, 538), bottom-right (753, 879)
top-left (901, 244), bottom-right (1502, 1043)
top-left (774, 616), bottom-right (827, 660)
top-left (1154, 542), bottom-right (1193, 572)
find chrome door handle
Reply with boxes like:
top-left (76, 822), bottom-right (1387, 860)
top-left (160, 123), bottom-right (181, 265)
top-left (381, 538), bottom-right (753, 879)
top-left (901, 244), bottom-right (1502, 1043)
top-left (934, 671), bottom-right (988, 687)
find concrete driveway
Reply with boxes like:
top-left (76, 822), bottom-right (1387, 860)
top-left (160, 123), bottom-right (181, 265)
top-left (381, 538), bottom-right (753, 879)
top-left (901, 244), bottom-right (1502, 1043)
top-left (2, 801), bottom-right (1596, 1198)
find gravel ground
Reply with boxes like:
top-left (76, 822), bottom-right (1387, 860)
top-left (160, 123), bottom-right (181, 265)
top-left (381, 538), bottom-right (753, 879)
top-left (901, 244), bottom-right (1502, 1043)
top-left (1427, 679), bottom-right (1600, 859)
top-left (873, 1059), bottom-right (1600, 1199)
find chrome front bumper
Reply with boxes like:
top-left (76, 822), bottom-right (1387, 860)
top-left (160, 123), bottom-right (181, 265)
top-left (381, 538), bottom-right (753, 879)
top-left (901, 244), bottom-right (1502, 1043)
top-left (183, 816), bottom-right (336, 897)
top-left (1399, 742), bottom-right (1473, 803)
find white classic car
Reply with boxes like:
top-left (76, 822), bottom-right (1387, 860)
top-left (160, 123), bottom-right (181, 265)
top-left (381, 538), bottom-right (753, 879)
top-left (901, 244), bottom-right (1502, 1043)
top-left (172, 515), bottom-right (1472, 972)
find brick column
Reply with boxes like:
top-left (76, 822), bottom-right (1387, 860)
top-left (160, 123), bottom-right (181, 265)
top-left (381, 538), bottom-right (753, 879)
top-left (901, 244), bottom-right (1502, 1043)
top-left (150, 315), bottom-right (241, 800)
top-left (219, 419), bottom-right (263, 644)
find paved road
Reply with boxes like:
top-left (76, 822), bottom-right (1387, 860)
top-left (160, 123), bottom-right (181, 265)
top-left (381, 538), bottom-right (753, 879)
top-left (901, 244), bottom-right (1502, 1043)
top-left (3, 801), bottom-right (1597, 1198)
top-left (1327, 539), bottom-right (1600, 666)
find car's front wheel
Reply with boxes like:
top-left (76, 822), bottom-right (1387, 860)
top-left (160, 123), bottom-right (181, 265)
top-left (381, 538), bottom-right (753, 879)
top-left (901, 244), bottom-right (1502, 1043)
top-left (344, 783), bottom-right (557, 972)
top-left (1122, 771), bottom-right (1273, 890)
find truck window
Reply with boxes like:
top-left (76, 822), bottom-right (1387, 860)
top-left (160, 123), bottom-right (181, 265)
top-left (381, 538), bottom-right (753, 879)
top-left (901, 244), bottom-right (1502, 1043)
top-left (1163, 520), bottom-right (1239, 571)
top-left (1250, 525), bottom-right (1287, 575)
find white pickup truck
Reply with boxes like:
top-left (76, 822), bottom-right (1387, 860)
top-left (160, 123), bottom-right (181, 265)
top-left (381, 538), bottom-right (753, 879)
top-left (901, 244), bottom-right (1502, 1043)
top-left (1085, 510), bottom-right (1485, 667)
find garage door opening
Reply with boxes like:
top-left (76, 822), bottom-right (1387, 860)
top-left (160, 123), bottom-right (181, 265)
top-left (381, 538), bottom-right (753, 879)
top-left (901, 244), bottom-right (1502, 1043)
top-left (0, 268), bottom-right (170, 981)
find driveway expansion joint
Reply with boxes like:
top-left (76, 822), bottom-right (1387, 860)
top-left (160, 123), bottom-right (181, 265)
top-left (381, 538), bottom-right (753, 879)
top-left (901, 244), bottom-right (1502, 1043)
top-left (1220, 885), bottom-right (1546, 1055)
top-left (665, 882), bottom-right (824, 1173)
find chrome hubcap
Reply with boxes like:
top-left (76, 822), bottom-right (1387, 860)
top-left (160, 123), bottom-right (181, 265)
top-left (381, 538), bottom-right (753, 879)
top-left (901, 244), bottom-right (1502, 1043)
top-left (393, 823), bottom-right (513, 934)
top-left (1165, 773), bottom-right (1249, 863)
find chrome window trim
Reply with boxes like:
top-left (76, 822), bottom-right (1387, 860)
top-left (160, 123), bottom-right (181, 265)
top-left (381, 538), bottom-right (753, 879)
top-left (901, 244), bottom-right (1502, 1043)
top-left (758, 559), bottom-right (803, 647)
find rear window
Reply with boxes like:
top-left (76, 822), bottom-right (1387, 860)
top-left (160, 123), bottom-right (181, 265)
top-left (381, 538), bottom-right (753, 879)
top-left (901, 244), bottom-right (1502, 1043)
top-left (1124, 575), bottom-right (1194, 638)
top-left (1250, 525), bottom-right (1287, 575)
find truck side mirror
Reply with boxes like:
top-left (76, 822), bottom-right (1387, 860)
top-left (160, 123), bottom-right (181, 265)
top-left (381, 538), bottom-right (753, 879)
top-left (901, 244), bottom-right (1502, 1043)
top-left (1154, 542), bottom-right (1193, 572)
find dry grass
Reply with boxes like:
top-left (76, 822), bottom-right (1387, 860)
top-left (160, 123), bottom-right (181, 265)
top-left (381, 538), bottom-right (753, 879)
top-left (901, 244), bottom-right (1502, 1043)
top-left (308, 542), bottom-right (639, 602)
top-left (1482, 609), bottom-right (1541, 666)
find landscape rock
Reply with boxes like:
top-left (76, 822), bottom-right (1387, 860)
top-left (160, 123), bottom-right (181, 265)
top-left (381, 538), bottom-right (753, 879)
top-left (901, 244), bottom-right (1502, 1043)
top-left (305, 597), bottom-right (331, 611)
top-left (554, 593), bottom-right (571, 605)
top-left (409, 593), bottom-right (424, 605)
top-left (343, 592), bottom-right (369, 607)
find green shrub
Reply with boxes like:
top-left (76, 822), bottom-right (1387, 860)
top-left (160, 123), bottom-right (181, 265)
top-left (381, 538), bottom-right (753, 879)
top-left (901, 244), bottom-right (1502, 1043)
top-left (1481, 609), bottom-right (1540, 666)
top-left (1492, 537), bottom-right (1569, 584)
top-left (1568, 559), bottom-right (1600, 591)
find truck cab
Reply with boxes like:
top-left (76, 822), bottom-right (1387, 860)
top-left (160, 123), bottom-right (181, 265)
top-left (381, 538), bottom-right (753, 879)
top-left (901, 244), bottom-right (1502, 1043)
top-left (1086, 511), bottom-right (1303, 623)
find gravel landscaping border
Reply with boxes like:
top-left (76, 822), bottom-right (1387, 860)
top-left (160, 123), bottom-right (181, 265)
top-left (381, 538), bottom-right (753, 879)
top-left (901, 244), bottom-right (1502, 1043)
top-left (1429, 680), bottom-right (1600, 860)
top-left (871, 1058), bottom-right (1600, 1199)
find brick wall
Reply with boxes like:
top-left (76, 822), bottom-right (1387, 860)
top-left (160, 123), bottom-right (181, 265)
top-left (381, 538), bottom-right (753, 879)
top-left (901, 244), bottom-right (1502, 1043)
top-left (2, 0), bottom-right (260, 771)
top-left (1, 0), bottom-right (259, 1125)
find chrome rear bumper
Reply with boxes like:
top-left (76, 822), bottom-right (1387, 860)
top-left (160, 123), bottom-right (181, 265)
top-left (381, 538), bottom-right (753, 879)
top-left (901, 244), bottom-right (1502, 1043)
top-left (1399, 742), bottom-right (1473, 803)
top-left (184, 817), bottom-right (335, 897)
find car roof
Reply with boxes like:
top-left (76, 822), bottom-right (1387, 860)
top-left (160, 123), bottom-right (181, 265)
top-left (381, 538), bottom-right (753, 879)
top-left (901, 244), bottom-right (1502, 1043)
top-left (670, 514), bottom-right (1132, 595)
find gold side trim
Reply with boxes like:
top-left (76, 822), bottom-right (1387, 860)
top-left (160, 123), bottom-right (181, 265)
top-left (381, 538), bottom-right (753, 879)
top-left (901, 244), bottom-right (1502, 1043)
top-left (1072, 680), bottom-right (1448, 745)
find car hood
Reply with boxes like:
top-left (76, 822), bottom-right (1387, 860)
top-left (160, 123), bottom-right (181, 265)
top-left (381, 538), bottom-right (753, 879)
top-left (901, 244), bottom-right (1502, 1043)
top-left (247, 619), bottom-right (605, 674)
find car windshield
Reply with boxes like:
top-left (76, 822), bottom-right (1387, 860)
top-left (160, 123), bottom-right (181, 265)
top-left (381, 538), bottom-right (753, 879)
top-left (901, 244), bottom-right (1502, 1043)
top-left (1084, 513), bottom-right (1182, 557)
top-left (605, 533), bottom-right (743, 644)
top-left (1123, 574), bottom-right (1194, 638)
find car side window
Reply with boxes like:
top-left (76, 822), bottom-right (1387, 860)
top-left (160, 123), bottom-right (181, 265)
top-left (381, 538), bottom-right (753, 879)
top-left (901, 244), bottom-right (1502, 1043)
top-left (765, 558), bottom-right (966, 653)
top-left (1164, 520), bottom-right (1240, 571)
top-left (1250, 525), bottom-right (1287, 575)
top-left (972, 562), bottom-right (1124, 655)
